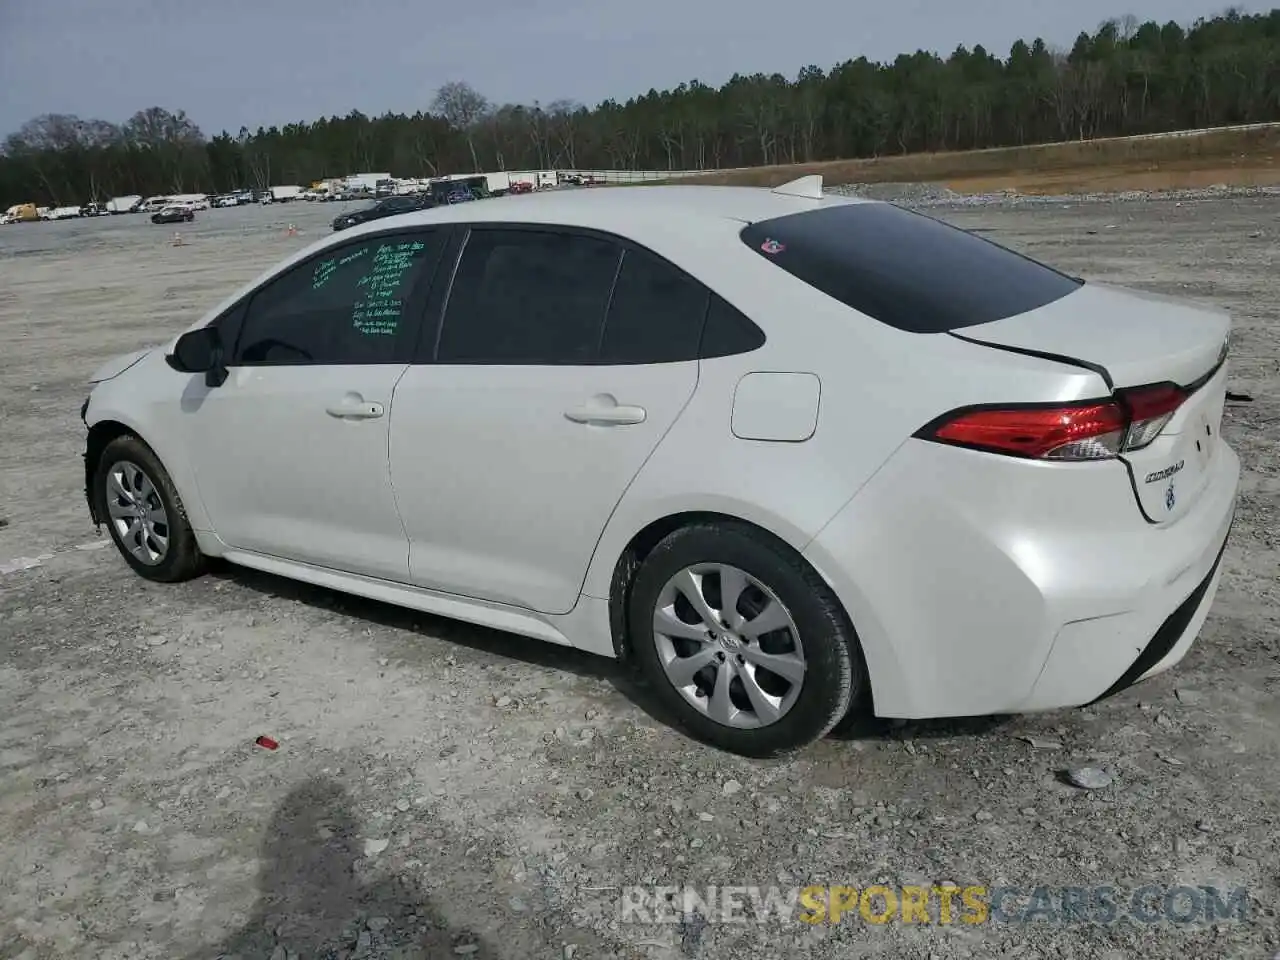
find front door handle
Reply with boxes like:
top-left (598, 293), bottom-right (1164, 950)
top-left (564, 401), bottom-right (647, 426)
top-left (325, 396), bottom-right (384, 419)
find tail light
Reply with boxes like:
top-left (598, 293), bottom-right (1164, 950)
top-left (919, 384), bottom-right (1187, 461)
top-left (1118, 383), bottom-right (1185, 450)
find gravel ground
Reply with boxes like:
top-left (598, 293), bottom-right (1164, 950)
top-left (0, 194), bottom-right (1278, 960)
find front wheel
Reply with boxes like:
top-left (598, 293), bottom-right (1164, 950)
top-left (94, 434), bottom-right (205, 583)
top-left (627, 522), bottom-right (865, 757)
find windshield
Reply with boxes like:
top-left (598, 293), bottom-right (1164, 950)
top-left (740, 202), bottom-right (1083, 333)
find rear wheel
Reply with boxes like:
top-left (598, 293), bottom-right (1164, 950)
top-left (94, 435), bottom-right (205, 583)
top-left (627, 522), bottom-right (864, 756)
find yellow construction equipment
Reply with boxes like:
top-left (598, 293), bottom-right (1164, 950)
top-left (4, 203), bottom-right (39, 222)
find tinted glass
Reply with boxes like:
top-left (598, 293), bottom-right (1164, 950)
top-left (600, 247), bottom-right (709, 363)
top-left (701, 294), bottom-right (766, 358)
top-left (233, 232), bottom-right (442, 365)
top-left (211, 299), bottom-right (249, 352)
top-left (437, 229), bottom-right (621, 364)
top-left (740, 203), bottom-right (1083, 333)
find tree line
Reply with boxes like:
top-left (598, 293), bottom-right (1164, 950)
top-left (2, 9), bottom-right (1278, 206)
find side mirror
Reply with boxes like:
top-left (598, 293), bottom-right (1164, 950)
top-left (166, 327), bottom-right (228, 387)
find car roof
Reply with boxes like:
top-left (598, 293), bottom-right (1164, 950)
top-left (340, 184), bottom-right (875, 242)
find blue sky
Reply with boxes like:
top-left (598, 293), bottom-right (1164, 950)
top-left (0, 0), bottom-right (1258, 137)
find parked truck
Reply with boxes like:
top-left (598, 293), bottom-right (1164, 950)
top-left (2, 203), bottom-right (39, 223)
top-left (508, 170), bottom-right (558, 191)
top-left (262, 185), bottom-right (303, 203)
top-left (106, 195), bottom-right (143, 214)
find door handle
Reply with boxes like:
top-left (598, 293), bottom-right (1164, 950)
top-left (564, 403), bottom-right (647, 426)
top-left (325, 397), bottom-right (384, 419)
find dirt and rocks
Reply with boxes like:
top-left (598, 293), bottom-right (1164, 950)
top-left (0, 195), bottom-right (1277, 960)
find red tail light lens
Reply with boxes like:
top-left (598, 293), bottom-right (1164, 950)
top-left (925, 402), bottom-right (1127, 460)
top-left (1120, 383), bottom-right (1186, 451)
top-left (921, 384), bottom-right (1188, 461)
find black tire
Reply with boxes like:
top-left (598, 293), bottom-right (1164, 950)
top-left (627, 521), bottom-right (866, 757)
top-left (94, 434), bottom-right (205, 583)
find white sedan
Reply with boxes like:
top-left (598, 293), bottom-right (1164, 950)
top-left (80, 177), bottom-right (1239, 756)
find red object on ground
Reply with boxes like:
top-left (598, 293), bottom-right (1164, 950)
top-left (255, 736), bottom-right (279, 750)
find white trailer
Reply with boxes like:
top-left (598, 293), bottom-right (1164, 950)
top-left (168, 193), bottom-right (210, 210)
top-left (46, 206), bottom-right (83, 220)
top-left (343, 173), bottom-right (390, 194)
top-left (106, 195), bottom-right (143, 214)
top-left (390, 178), bottom-right (432, 195)
top-left (263, 185), bottom-right (303, 203)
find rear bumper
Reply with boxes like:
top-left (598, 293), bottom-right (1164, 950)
top-left (1087, 526), bottom-right (1229, 704)
top-left (803, 437), bottom-right (1240, 718)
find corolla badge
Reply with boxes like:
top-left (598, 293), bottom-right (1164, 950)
top-left (1166, 481), bottom-right (1177, 512)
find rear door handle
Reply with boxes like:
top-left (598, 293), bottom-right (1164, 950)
top-left (325, 396), bottom-right (384, 419)
top-left (564, 403), bottom-right (647, 426)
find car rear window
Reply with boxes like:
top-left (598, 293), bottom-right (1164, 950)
top-left (740, 202), bottom-right (1083, 333)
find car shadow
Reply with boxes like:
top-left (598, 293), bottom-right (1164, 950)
top-left (206, 562), bottom-right (684, 732)
top-left (206, 563), bottom-right (1014, 751)
top-left (829, 709), bottom-right (1013, 742)
top-left (206, 776), bottom-right (497, 959)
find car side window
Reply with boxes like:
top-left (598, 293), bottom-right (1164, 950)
top-left (599, 247), bottom-right (709, 364)
top-left (701, 294), bottom-right (766, 358)
top-left (210, 298), bottom-right (249, 352)
top-left (232, 231), bottom-right (444, 366)
top-left (436, 228), bottom-right (622, 364)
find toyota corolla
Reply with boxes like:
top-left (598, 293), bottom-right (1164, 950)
top-left (79, 177), bottom-right (1239, 756)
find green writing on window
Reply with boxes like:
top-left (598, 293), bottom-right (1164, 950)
top-left (338, 246), bottom-right (371, 267)
top-left (350, 240), bottom-right (426, 335)
top-left (312, 257), bottom-right (338, 290)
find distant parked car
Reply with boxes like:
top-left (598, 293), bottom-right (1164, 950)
top-left (447, 189), bottom-right (474, 204)
top-left (331, 194), bottom-right (435, 232)
top-left (152, 206), bottom-right (194, 225)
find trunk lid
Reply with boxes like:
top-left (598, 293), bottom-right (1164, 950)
top-left (1120, 362), bottom-right (1229, 525)
top-left (954, 283), bottom-right (1229, 390)
top-left (956, 282), bottom-right (1231, 526)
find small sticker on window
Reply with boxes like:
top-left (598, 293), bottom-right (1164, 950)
top-left (760, 239), bottom-right (785, 254)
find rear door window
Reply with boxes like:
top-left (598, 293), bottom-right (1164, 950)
top-left (701, 294), bottom-right (766, 358)
top-left (599, 247), bottom-right (709, 363)
top-left (436, 228), bottom-right (622, 364)
top-left (741, 203), bottom-right (1082, 333)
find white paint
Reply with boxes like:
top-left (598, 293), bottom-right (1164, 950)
top-left (731, 372), bottom-right (820, 442)
top-left (391, 363), bottom-right (697, 615)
